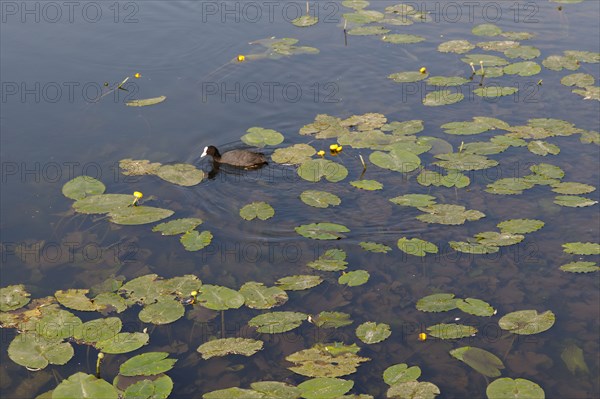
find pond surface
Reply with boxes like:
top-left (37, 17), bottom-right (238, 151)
top-left (1, 1), bottom-right (599, 398)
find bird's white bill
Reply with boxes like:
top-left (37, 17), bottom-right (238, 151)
top-left (201, 146), bottom-right (208, 157)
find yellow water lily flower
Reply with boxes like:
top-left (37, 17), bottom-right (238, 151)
top-left (329, 144), bottom-right (339, 151)
top-left (418, 332), bottom-right (427, 341)
top-left (134, 72), bottom-right (141, 79)
top-left (237, 54), bottom-right (246, 62)
top-left (317, 150), bottom-right (325, 157)
top-left (132, 191), bottom-right (143, 206)
top-left (419, 67), bottom-right (427, 74)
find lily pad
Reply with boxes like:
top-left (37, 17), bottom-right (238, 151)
top-left (153, 218), bottom-right (203, 235)
top-left (497, 219), bottom-right (544, 234)
top-left (276, 275), bottom-right (323, 291)
top-left (383, 364), bottom-right (421, 385)
top-left (55, 289), bottom-right (102, 312)
top-left (312, 311), bottom-right (353, 328)
top-left (350, 180), bottom-right (383, 191)
top-left (126, 96), bottom-right (166, 107)
top-left (338, 270), bottom-right (370, 287)
top-left (251, 381), bottom-right (301, 399)
top-left (138, 298), bottom-right (185, 325)
top-left (572, 86), bottom-right (600, 101)
top-left (474, 86), bottom-right (519, 97)
top-left (241, 127), bottom-right (284, 147)
top-left (240, 282), bottom-right (288, 309)
top-left (356, 322), bottom-right (391, 344)
top-left (122, 375), bottom-right (173, 399)
top-left (530, 163), bottom-right (564, 179)
top-left (108, 206), bottom-right (174, 225)
top-left (563, 242), bottom-right (600, 255)
top-left (503, 61), bottom-right (541, 76)
top-left (197, 285), bottom-right (244, 311)
top-left (287, 346), bottom-right (369, 378)
top-left (119, 159), bottom-right (162, 176)
top-left (559, 261), bottom-right (599, 273)
top-left (427, 323), bottom-right (477, 339)
top-left (438, 40), bottom-right (475, 54)
top-left (416, 204), bottom-right (485, 225)
top-left (296, 223), bottom-right (350, 240)
top-left (370, 147), bottom-right (421, 172)
top-left (181, 230), bottom-right (213, 251)
top-left (449, 241), bottom-right (499, 254)
top-left (543, 55), bottom-right (580, 71)
top-left (347, 25), bottom-right (390, 36)
top-left (563, 50), bottom-right (600, 63)
top-left (461, 54), bottom-right (509, 67)
top-left (292, 15), bottom-right (318, 27)
top-left (203, 387), bottom-right (264, 399)
top-left (73, 317), bottom-right (122, 343)
top-left (298, 159), bottom-right (348, 182)
top-left (120, 352), bottom-right (176, 376)
top-left (197, 338), bottom-right (264, 359)
top-left (8, 332), bottom-right (74, 369)
top-left (62, 176), bottom-right (106, 200)
top-left (359, 241), bottom-right (392, 253)
top-left (450, 346), bottom-right (504, 377)
top-left (472, 23), bottom-right (502, 36)
top-left (297, 378), bottom-right (353, 399)
top-left (53, 373), bottom-right (119, 399)
top-left (426, 76), bottom-right (469, 86)
top-left (416, 293), bottom-right (458, 313)
top-left (389, 194), bottom-right (436, 207)
top-left (498, 310), bottom-right (555, 335)
top-left (343, 10), bottom-right (384, 24)
top-left (342, 0), bottom-right (369, 10)
top-left (418, 169), bottom-right (470, 188)
top-left (272, 144), bottom-right (316, 164)
top-left (554, 195), bottom-right (598, 207)
top-left (95, 332), bottom-right (149, 354)
top-left (381, 34), bottom-right (425, 44)
top-left (73, 194), bottom-right (132, 214)
top-left (486, 378), bottom-right (544, 399)
top-left (156, 164), bottom-right (204, 186)
top-left (551, 182), bottom-right (595, 195)
top-left (475, 232), bottom-right (525, 247)
top-left (477, 40), bottom-right (519, 52)
top-left (300, 190), bottom-right (341, 208)
top-left (308, 249), bottom-right (348, 271)
top-left (388, 71), bottom-right (428, 83)
top-left (240, 201), bottom-right (275, 221)
top-left (0, 284), bottom-right (30, 311)
top-left (561, 73), bottom-right (595, 87)
top-left (248, 311), bottom-right (307, 333)
top-left (486, 178), bottom-right (535, 195)
top-left (423, 90), bottom-right (464, 106)
top-left (456, 298), bottom-right (495, 317)
top-left (434, 152), bottom-right (498, 171)
top-left (387, 381), bottom-right (440, 399)
top-left (397, 237), bottom-right (438, 257)
top-left (504, 45), bottom-right (541, 60)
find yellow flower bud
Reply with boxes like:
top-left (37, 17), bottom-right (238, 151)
top-left (419, 67), bottom-right (427, 74)
top-left (317, 150), bottom-right (325, 157)
top-left (133, 191), bottom-right (143, 199)
top-left (134, 73), bottom-right (141, 79)
top-left (237, 54), bottom-right (246, 62)
top-left (191, 290), bottom-right (198, 297)
top-left (418, 332), bottom-right (427, 341)
top-left (329, 144), bottom-right (339, 151)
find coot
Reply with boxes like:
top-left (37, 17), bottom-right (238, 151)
top-left (201, 145), bottom-right (267, 168)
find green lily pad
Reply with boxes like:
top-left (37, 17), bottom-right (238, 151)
top-left (203, 387), bottom-right (264, 399)
top-left (312, 312), bottom-right (353, 328)
top-left (342, 0), bottom-right (369, 10)
top-left (343, 10), bottom-right (384, 24)
top-left (248, 311), bottom-right (307, 334)
top-left (108, 206), bottom-right (174, 225)
top-left (370, 147), bottom-right (421, 172)
top-left (561, 73), bottom-right (595, 87)
top-left (296, 223), bottom-right (350, 240)
top-left (486, 177), bottom-right (535, 195)
top-left (477, 40), bottom-right (519, 52)
top-left (551, 182), bottom-right (595, 194)
top-left (418, 169), bottom-right (471, 188)
top-left (356, 322), bottom-right (391, 344)
top-left (475, 232), bottom-right (525, 247)
top-left (180, 230), bottom-right (213, 251)
top-left (389, 194), bottom-right (436, 207)
top-left (423, 90), bottom-right (464, 106)
top-left (27, 307), bottom-right (83, 339)
top-left (240, 201), bottom-right (275, 221)
top-left (554, 195), bottom-right (598, 207)
top-left (55, 289), bottom-right (102, 312)
top-left (197, 285), bottom-right (244, 311)
top-left (240, 282), bottom-right (288, 309)
top-left (381, 34), bottom-right (425, 44)
top-left (543, 55), bottom-right (580, 71)
top-left (62, 176), bottom-right (106, 200)
top-left (504, 61), bottom-right (541, 76)
top-left (96, 332), bottom-right (149, 354)
top-left (434, 152), bottom-right (498, 171)
top-left (292, 15), bottom-right (318, 27)
top-left (530, 163), bottom-right (564, 179)
top-left (427, 323), bottom-right (477, 339)
top-left (73, 194), bottom-right (132, 214)
top-left (384, 3), bottom-right (415, 14)
top-left (497, 219), bottom-right (544, 234)
top-left (153, 218), bottom-right (203, 235)
top-left (119, 159), bottom-right (162, 176)
top-left (272, 144), bottom-right (316, 164)
top-left (276, 275), bottom-right (323, 291)
top-left (359, 241), bottom-right (392, 253)
top-left (474, 86), bottom-right (519, 97)
top-left (119, 274), bottom-right (161, 304)
top-left (388, 71), bottom-right (428, 83)
top-left (417, 204), bottom-right (485, 225)
top-left (73, 317), bottom-right (122, 343)
top-left (241, 127), bottom-right (284, 147)
top-left (456, 298), bottom-right (495, 317)
top-left (300, 114), bottom-right (348, 138)
top-left (308, 249), bottom-right (348, 271)
top-left (563, 242), bottom-right (600, 255)
top-left (416, 293), bottom-right (458, 313)
top-left (0, 284), bottom-right (30, 311)
top-left (120, 352), bottom-right (176, 376)
top-left (348, 25), bottom-right (390, 36)
top-left (528, 140), bottom-right (560, 156)
top-left (559, 261), bottom-right (599, 273)
top-left (486, 378), bottom-right (544, 399)
top-left (338, 270), bottom-right (370, 287)
top-left (561, 343), bottom-right (590, 375)
top-left (397, 237), bottom-right (438, 257)
top-left (287, 346), bottom-right (369, 378)
top-left (572, 86), bottom-right (600, 101)
top-left (122, 375), bottom-right (173, 399)
top-left (298, 159), bottom-right (348, 182)
top-left (472, 23), bottom-right (502, 36)
top-left (501, 31), bottom-right (535, 40)
top-left (438, 40), bottom-right (475, 54)
top-left (138, 298), bottom-right (185, 325)
top-left (383, 119), bottom-right (424, 135)
top-left (350, 180), bottom-right (383, 190)
top-left (449, 241), bottom-right (500, 254)
top-left (383, 363), bottom-right (421, 385)
top-left (499, 310), bottom-right (555, 335)
top-left (461, 54), bottom-right (509, 67)
top-left (298, 378), bottom-right (353, 399)
top-left (563, 50), bottom-right (600, 63)
top-left (8, 332), bottom-right (73, 369)
top-left (426, 76), bottom-right (469, 86)
top-left (126, 96), bottom-right (166, 107)
top-left (300, 190), bottom-right (341, 208)
top-left (251, 381), bottom-right (301, 399)
top-left (197, 338), bottom-right (264, 359)
top-left (53, 373), bottom-right (119, 399)
top-left (504, 45), bottom-right (541, 60)
top-left (156, 164), bottom-right (204, 186)
top-left (387, 381), bottom-right (440, 399)
top-left (450, 346), bottom-right (504, 377)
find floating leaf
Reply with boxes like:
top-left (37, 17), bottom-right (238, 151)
top-left (272, 144), bottom-right (316, 164)
top-left (528, 140), bottom-right (560, 156)
top-left (348, 25), bottom-right (389, 36)
top-left (300, 190), bottom-right (341, 208)
top-left (563, 50), bottom-right (600, 63)
top-left (356, 322), bottom-right (391, 344)
top-left (338, 270), bottom-right (370, 287)
top-left (388, 71), bottom-right (428, 83)
top-left (297, 378), bottom-right (353, 399)
top-left (240, 201), bottom-right (275, 221)
top-left (250, 381), bottom-right (301, 399)
top-left (203, 387), bottom-right (264, 399)
top-left (498, 310), bottom-right (555, 335)
top-left (572, 86), bottom-right (600, 101)
top-left (416, 293), bottom-right (457, 313)
top-left (8, 332), bottom-right (73, 369)
top-left (450, 241), bottom-right (499, 254)
top-left (503, 61), bottom-right (541, 76)
top-left (55, 289), bottom-right (102, 312)
top-left (297, 159), bottom-right (348, 182)
top-left (486, 178), bottom-right (534, 195)
top-left (381, 34), bottom-right (425, 44)
top-left (241, 127), bottom-right (284, 147)
top-left (561, 73), bottom-right (595, 87)
top-left (296, 223), bottom-right (350, 240)
top-left (73, 317), bottom-right (122, 343)
top-left (450, 347), bottom-right (504, 377)
top-left (461, 54), bottom-right (509, 67)
top-left (559, 261), bottom-right (599, 273)
top-left (370, 147), bottom-right (421, 172)
top-left (287, 346), bottom-right (369, 378)
top-left (73, 194), bottom-right (132, 214)
top-left (350, 180), bottom-right (383, 191)
top-left (109, 206), bottom-right (174, 225)
top-left (543, 55), bottom-right (579, 71)
top-left (427, 323), bottom-right (477, 339)
top-left (426, 76), bottom-right (469, 86)
top-left (308, 249), bottom-right (348, 271)
top-left (240, 282), bottom-right (288, 309)
top-left (501, 31), bottom-right (535, 40)
top-left (0, 284), bottom-right (30, 311)
top-left (180, 230), bottom-right (213, 251)
top-left (387, 381), bottom-right (440, 399)
top-left (291, 15), bottom-right (318, 27)
top-left (562, 242), bottom-right (600, 255)
top-left (120, 352), bottom-right (176, 376)
top-left (312, 311), bottom-right (353, 328)
top-left (551, 182), bottom-right (595, 195)
top-left (472, 23), bottom-right (502, 36)
top-left (119, 274), bottom-right (162, 305)
top-left (197, 285), bottom-right (244, 311)
top-left (119, 159), bottom-right (161, 176)
top-left (248, 311), bottom-right (307, 333)
top-left (383, 364), bottom-right (421, 385)
top-left (276, 275), bottom-right (323, 291)
top-left (343, 10), bottom-right (384, 24)
top-left (197, 338), bottom-right (263, 359)
top-left (153, 218), bottom-right (203, 235)
top-left (477, 40), bottom-right (519, 52)
top-left (342, 0), bottom-right (369, 10)
top-left (53, 373), bottom-right (119, 399)
top-left (156, 164), bottom-right (204, 186)
top-left (554, 195), bottom-right (598, 207)
top-left (62, 176), bottom-right (105, 200)
top-left (397, 237), bottom-right (438, 257)
top-left (122, 375), bottom-right (173, 399)
top-left (561, 343), bottom-right (590, 375)
top-left (530, 163), bottom-right (564, 179)
top-left (438, 40), bottom-right (475, 54)
top-left (300, 114), bottom-right (348, 138)
top-left (474, 86), bottom-right (518, 97)
top-left (138, 298), bottom-right (185, 325)
top-left (475, 232), bottom-right (525, 247)
top-left (497, 219), bottom-right (544, 234)
top-left (434, 152), bottom-right (498, 171)
top-left (389, 194), bottom-right (436, 207)
top-left (504, 45), bottom-right (541, 60)
top-left (456, 298), bottom-right (495, 317)
top-left (486, 378), bottom-right (544, 399)
top-left (423, 90), bottom-right (464, 106)
top-left (417, 204), bottom-right (485, 225)
top-left (126, 96), bottom-right (166, 107)
top-left (359, 241), bottom-right (392, 253)
top-left (96, 332), bottom-right (149, 354)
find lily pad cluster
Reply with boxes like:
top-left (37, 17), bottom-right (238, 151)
top-left (120, 158), bottom-right (205, 186)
